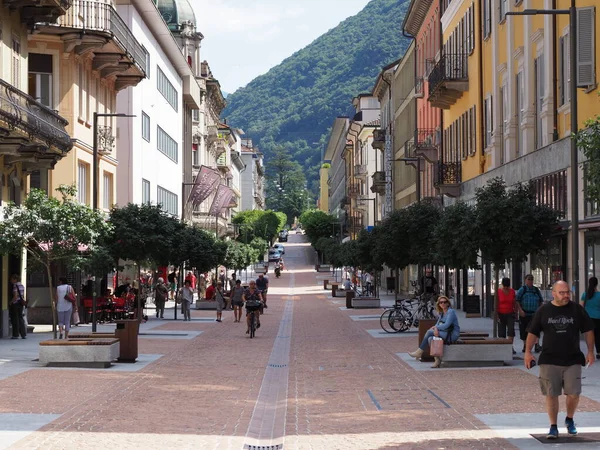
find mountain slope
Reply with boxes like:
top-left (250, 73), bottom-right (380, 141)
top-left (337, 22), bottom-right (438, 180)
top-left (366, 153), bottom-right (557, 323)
top-left (223, 0), bottom-right (411, 188)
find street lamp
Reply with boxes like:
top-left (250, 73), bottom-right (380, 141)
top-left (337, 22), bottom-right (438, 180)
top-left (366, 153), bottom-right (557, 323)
top-left (91, 112), bottom-right (134, 332)
top-left (506, 1), bottom-right (579, 298)
top-left (395, 157), bottom-right (421, 202)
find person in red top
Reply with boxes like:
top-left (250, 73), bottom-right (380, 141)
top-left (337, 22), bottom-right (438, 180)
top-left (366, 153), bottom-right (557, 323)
top-left (204, 280), bottom-right (216, 301)
top-left (498, 277), bottom-right (517, 354)
top-left (185, 271), bottom-right (197, 290)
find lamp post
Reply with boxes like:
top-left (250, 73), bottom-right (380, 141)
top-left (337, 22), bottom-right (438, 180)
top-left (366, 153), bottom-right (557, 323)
top-left (395, 157), bottom-right (421, 202)
top-left (91, 112), bottom-right (134, 332)
top-left (506, 1), bottom-right (579, 298)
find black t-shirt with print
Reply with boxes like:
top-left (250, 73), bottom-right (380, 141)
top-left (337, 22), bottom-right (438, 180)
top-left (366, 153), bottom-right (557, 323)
top-left (528, 301), bottom-right (594, 366)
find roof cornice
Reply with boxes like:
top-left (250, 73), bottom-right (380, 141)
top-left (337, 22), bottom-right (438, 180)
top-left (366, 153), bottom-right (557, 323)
top-left (402, 0), bottom-right (434, 37)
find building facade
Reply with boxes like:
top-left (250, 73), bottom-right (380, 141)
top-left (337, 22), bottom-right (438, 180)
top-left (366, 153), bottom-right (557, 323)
top-left (1, 0), bottom-right (73, 335)
top-left (239, 139), bottom-right (265, 212)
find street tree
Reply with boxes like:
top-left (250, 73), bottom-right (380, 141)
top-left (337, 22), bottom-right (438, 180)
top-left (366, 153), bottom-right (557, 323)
top-left (0, 185), bottom-right (111, 337)
top-left (300, 209), bottom-right (337, 249)
top-left (434, 202), bottom-right (480, 270)
top-left (576, 115), bottom-right (600, 203)
top-left (475, 178), bottom-right (559, 336)
top-left (403, 199), bottom-right (442, 267)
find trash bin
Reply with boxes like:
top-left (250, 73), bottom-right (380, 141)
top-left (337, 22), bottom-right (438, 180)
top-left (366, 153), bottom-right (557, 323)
top-left (115, 319), bottom-right (139, 362)
top-left (346, 290), bottom-right (355, 309)
top-left (323, 279), bottom-right (329, 290)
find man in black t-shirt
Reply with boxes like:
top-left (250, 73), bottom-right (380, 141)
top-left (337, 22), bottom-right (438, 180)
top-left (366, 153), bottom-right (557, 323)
top-left (255, 273), bottom-right (269, 308)
top-left (525, 280), bottom-right (595, 440)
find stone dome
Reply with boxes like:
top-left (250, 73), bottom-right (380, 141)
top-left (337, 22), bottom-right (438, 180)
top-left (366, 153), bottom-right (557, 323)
top-left (156, 0), bottom-right (196, 31)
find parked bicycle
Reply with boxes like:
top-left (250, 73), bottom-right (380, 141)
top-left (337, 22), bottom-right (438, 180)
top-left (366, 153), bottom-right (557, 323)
top-left (380, 295), bottom-right (437, 333)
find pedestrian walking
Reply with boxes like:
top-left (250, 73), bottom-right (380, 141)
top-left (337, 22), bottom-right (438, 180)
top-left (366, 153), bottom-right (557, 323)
top-left (214, 281), bottom-right (227, 322)
top-left (497, 277), bottom-right (517, 354)
top-left (56, 277), bottom-right (76, 339)
top-left (9, 274), bottom-right (27, 339)
top-left (230, 279), bottom-right (245, 323)
top-left (525, 280), bottom-right (595, 439)
top-left (516, 274), bottom-right (544, 353)
top-left (180, 280), bottom-right (194, 321)
top-left (580, 276), bottom-right (600, 359)
top-left (185, 271), bottom-right (197, 290)
top-left (168, 270), bottom-right (177, 300)
top-left (154, 277), bottom-right (168, 319)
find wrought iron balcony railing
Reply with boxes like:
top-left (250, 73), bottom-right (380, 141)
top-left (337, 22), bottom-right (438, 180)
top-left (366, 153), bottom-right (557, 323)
top-left (428, 53), bottom-right (468, 95)
top-left (42, 0), bottom-right (147, 75)
top-left (0, 78), bottom-right (71, 152)
top-left (436, 162), bottom-right (461, 186)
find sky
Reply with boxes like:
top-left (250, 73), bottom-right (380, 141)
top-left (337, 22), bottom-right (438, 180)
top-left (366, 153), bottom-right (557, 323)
top-left (192, 0), bottom-right (372, 94)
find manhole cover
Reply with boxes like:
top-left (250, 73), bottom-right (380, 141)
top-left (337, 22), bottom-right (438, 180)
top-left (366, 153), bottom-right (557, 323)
top-left (243, 444), bottom-right (283, 449)
top-left (531, 432), bottom-right (600, 444)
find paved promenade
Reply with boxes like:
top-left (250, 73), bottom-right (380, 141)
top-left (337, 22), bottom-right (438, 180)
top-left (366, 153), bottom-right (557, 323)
top-left (1, 234), bottom-right (599, 449)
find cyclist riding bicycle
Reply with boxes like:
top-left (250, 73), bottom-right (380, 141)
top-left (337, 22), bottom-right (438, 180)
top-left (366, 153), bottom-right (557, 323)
top-left (243, 280), bottom-right (263, 334)
top-left (256, 273), bottom-right (269, 308)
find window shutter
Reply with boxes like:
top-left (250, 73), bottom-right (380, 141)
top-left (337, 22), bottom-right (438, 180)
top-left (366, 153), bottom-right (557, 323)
top-left (558, 37), bottom-right (564, 105)
top-left (577, 6), bottom-right (595, 87)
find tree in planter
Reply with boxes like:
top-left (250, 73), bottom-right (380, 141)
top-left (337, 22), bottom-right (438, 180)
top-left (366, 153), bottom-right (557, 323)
top-left (475, 178), bottom-right (559, 336)
top-left (374, 208), bottom-right (411, 285)
top-left (433, 202), bottom-right (480, 299)
top-left (108, 203), bottom-right (180, 321)
top-left (403, 199), bottom-right (442, 267)
top-left (0, 185), bottom-right (111, 338)
top-left (299, 209), bottom-right (337, 256)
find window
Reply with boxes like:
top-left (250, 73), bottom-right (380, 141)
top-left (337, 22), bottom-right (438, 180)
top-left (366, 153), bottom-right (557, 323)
top-left (142, 45), bottom-right (150, 78)
top-left (142, 179), bottom-right (151, 204)
top-left (77, 162), bottom-right (89, 205)
top-left (499, 0), bottom-right (507, 23)
top-left (192, 109), bottom-right (199, 122)
top-left (192, 143), bottom-right (199, 166)
top-left (157, 126), bottom-right (178, 162)
top-left (12, 37), bottom-right (20, 88)
top-left (577, 7), bottom-right (596, 88)
top-left (558, 33), bottom-right (571, 106)
top-left (157, 66), bottom-right (178, 111)
top-left (484, 96), bottom-right (493, 148)
top-left (142, 112), bottom-right (150, 141)
top-left (78, 62), bottom-right (85, 121)
top-left (28, 53), bottom-right (53, 107)
top-left (102, 172), bottom-right (113, 210)
top-left (499, 86), bottom-right (506, 164)
top-left (534, 55), bottom-right (544, 148)
top-left (516, 71), bottom-right (524, 156)
top-left (482, 0), bottom-right (492, 39)
top-left (157, 186), bottom-right (178, 216)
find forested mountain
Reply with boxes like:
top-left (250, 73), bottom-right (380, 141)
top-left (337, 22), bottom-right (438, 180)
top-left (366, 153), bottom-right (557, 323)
top-left (223, 0), bottom-right (410, 190)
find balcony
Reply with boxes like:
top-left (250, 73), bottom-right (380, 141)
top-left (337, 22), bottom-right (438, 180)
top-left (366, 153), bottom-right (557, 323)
top-left (355, 194), bottom-right (371, 211)
top-left (7, 0), bottom-right (71, 27)
top-left (217, 152), bottom-right (229, 170)
top-left (354, 163), bottom-right (368, 178)
top-left (414, 128), bottom-right (439, 162)
top-left (372, 129), bottom-right (386, 150)
top-left (0, 78), bottom-right (72, 170)
top-left (370, 171), bottom-right (386, 195)
top-left (35, 0), bottom-right (146, 90)
top-left (347, 183), bottom-right (360, 198)
top-left (191, 211), bottom-right (229, 237)
top-left (428, 53), bottom-right (468, 109)
top-left (434, 162), bottom-right (461, 197)
top-left (402, 139), bottom-right (425, 172)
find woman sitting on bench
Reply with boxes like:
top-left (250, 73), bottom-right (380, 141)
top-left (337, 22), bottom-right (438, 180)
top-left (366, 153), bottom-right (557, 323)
top-left (409, 295), bottom-right (461, 368)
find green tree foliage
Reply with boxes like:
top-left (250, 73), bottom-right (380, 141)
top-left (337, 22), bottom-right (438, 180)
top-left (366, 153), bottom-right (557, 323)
top-left (300, 209), bottom-right (337, 248)
top-left (375, 209), bottom-right (410, 270)
top-left (403, 200), bottom-right (442, 266)
top-left (223, 0), bottom-right (410, 191)
top-left (232, 210), bottom-right (285, 243)
top-left (0, 185), bottom-right (111, 337)
top-left (434, 202), bottom-right (480, 269)
top-left (475, 178), bottom-right (559, 336)
top-left (577, 115), bottom-right (600, 203)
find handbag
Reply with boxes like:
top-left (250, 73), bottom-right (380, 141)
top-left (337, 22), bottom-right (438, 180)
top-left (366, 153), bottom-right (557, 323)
top-left (64, 286), bottom-right (76, 304)
top-left (72, 310), bottom-right (81, 325)
top-left (430, 337), bottom-right (444, 357)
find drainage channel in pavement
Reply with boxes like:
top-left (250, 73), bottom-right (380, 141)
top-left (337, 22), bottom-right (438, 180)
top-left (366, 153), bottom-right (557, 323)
top-left (243, 273), bottom-right (295, 450)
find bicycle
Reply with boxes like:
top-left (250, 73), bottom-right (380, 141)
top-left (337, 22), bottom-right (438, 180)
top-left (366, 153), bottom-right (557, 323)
top-left (245, 300), bottom-right (262, 338)
top-left (379, 296), bottom-right (436, 333)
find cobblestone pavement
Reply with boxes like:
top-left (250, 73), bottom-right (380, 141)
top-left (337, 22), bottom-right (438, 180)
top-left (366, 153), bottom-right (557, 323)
top-left (1, 234), bottom-right (599, 449)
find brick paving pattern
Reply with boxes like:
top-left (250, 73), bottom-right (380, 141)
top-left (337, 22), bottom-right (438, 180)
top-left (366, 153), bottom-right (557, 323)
top-left (0, 234), bottom-right (599, 449)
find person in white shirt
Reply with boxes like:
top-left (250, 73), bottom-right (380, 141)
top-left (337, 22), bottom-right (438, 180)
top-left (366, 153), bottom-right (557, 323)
top-left (55, 277), bottom-right (76, 339)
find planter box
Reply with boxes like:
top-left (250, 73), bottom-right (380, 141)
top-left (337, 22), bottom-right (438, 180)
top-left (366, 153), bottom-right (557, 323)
top-left (441, 338), bottom-right (513, 367)
top-left (317, 265), bottom-right (331, 273)
top-left (195, 300), bottom-right (217, 310)
top-left (39, 338), bottom-right (120, 368)
top-left (351, 297), bottom-right (380, 308)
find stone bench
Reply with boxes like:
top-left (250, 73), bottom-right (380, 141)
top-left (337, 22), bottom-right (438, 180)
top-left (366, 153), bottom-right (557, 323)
top-left (39, 338), bottom-right (120, 368)
top-left (195, 300), bottom-right (217, 310)
top-left (317, 265), bottom-right (332, 273)
top-left (441, 338), bottom-right (513, 368)
top-left (351, 297), bottom-right (380, 309)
